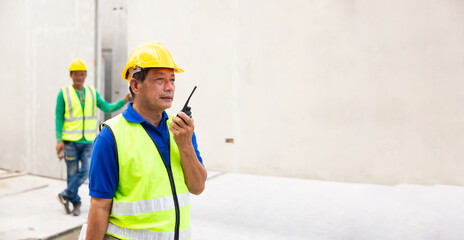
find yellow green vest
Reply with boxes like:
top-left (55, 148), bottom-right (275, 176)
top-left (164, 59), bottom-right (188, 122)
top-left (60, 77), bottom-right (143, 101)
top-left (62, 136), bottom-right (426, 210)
top-left (104, 114), bottom-right (191, 240)
top-left (62, 85), bottom-right (97, 141)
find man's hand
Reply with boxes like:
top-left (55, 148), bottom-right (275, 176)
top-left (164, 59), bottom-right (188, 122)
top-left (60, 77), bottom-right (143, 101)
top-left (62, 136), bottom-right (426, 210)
top-left (169, 112), bottom-right (194, 148)
top-left (169, 112), bottom-right (206, 195)
top-left (56, 142), bottom-right (65, 160)
top-left (124, 93), bottom-right (132, 103)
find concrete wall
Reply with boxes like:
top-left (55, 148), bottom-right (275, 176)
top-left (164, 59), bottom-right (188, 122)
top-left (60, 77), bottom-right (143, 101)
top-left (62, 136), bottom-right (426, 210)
top-left (0, 0), bottom-right (95, 179)
top-left (1, 0), bottom-right (464, 186)
top-left (127, 0), bottom-right (464, 185)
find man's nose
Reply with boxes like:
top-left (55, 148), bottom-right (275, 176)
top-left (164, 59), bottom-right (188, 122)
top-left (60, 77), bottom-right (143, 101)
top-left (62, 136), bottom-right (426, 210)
top-left (164, 81), bottom-right (174, 92)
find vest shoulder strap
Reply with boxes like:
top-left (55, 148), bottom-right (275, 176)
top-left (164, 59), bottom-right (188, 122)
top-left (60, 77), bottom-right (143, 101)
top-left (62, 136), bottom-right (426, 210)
top-left (104, 114), bottom-right (124, 131)
top-left (101, 114), bottom-right (125, 168)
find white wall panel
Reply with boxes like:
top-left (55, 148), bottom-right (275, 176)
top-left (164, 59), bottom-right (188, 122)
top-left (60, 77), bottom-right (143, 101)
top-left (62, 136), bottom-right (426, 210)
top-left (0, 0), bottom-right (95, 179)
top-left (126, 0), bottom-right (464, 185)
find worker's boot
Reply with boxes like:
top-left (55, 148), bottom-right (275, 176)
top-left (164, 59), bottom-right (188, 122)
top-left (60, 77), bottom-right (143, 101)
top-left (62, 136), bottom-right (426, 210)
top-left (57, 193), bottom-right (71, 214)
top-left (72, 202), bottom-right (81, 216)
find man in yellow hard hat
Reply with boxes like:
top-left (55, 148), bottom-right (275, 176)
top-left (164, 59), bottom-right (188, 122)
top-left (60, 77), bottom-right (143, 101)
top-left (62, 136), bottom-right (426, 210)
top-left (56, 58), bottom-right (131, 216)
top-left (86, 42), bottom-right (206, 239)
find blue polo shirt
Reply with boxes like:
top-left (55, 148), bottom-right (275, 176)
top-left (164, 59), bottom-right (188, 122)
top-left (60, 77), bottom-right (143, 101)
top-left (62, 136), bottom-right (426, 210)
top-left (88, 103), bottom-right (203, 199)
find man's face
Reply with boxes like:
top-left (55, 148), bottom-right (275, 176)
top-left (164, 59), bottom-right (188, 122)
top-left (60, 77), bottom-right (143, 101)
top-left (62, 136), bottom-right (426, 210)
top-left (70, 71), bottom-right (87, 86)
top-left (138, 68), bottom-right (176, 112)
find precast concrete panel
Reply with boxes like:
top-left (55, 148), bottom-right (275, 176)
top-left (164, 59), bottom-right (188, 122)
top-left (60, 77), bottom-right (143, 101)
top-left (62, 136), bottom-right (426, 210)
top-left (126, 0), bottom-right (464, 185)
top-left (0, 0), bottom-right (96, 179)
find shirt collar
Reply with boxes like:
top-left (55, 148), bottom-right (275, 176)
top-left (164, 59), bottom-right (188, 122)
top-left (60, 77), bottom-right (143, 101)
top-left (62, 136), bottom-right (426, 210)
top-left (122, 103), bottom-right (169, 124)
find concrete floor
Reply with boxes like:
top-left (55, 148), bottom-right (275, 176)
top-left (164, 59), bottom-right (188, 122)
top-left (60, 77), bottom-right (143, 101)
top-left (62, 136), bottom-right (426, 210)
top-left (0, 170), bottom-right (89, 240)
top-left (1, 170), bottom-right (464, 240)
top-left (191, 172), bottom-right (464, 240)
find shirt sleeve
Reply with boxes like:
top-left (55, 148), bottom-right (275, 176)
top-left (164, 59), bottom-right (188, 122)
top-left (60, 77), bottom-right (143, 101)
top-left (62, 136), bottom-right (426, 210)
top-left (89, 126), bottom-right (119, 199)
top-left (96, 90), bottom-right (127, 113)
top-left (192, 132), bottom-right (204, 166)
top-left (55, 90), bottom-right (65, 142)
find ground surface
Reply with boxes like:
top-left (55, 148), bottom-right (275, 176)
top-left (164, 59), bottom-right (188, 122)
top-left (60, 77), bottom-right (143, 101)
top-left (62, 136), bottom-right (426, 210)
top-left (1, 170), bottom-right (464, 240)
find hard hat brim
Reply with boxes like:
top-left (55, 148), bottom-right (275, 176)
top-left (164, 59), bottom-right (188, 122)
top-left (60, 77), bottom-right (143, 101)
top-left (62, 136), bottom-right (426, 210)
top-left (122, 67), bottom-right (184, 81)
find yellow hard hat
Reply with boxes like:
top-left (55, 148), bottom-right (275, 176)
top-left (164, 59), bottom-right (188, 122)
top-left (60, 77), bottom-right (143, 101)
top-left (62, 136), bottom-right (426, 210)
top-left (121, 42), bottom-right (183, 81)
top-left (69, 58), bottom-right (88, 72)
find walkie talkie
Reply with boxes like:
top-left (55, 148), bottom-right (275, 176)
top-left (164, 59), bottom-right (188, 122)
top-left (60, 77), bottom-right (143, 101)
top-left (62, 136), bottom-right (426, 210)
top-left (177, 86), bottom-right (197, 122)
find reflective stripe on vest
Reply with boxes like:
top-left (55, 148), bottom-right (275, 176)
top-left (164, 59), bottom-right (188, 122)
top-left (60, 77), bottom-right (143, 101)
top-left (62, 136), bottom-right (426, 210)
top-left (107, 223), bottom-right (191, 240)
top-left (64, 116), bottom-right (97, 122)
top-left (104, 114), bottom-right (191, 240)
top-left (112, 192), bottom-right (190, 216)
top-left (62, 85), bottom-right (97, 141)
top-left (62, 129), bottom-right (97, 134)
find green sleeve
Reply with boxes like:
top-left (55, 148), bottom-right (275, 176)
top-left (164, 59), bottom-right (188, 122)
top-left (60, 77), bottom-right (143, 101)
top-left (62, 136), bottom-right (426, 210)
top-left (96, 90), bottom-right (127, 113)
top-left (55, 90), bottom-right (65, 142)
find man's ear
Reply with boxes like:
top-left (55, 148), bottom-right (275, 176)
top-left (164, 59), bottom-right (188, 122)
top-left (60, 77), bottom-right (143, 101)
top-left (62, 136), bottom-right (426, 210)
top-left (130, 78), bottom-right (139, 94)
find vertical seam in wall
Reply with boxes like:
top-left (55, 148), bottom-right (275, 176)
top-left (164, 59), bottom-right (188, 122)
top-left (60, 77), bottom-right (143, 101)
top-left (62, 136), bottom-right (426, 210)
top-left (95, 0), bottom-right (100, 92)
top-left (25, 0), bottom-right (32, 172)
top-left (31, 0), bottom-right (39, 174)
top-left (231, 0), bottom-right (241, 173)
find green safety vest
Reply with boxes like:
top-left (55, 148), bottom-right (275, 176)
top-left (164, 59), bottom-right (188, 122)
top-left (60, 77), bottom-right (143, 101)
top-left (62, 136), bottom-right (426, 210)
top-left (62, 85), bottom-right (97, 141)
top-left (103, 114), bottom-right (191, 240)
